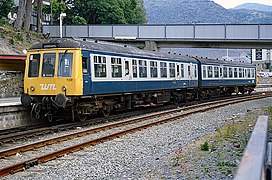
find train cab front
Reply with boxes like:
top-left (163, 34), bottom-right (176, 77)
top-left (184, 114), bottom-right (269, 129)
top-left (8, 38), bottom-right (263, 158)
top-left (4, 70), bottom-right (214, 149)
top-left (21, 47), bottom-right (83, 121)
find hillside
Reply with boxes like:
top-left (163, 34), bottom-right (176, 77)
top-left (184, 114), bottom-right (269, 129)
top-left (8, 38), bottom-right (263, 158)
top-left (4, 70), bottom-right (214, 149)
top-left (0, 25), bottom-right (44, 55)
top-left (233, 3), bottom-right (272, 12)
top-left (144, 0), bottom-right (272, 24)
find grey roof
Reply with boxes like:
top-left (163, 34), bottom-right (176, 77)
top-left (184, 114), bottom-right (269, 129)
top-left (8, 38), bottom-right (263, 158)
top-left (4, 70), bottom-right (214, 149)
top-left (29, 38), bottom-right (198, 63)
top-left (29, 38), bottom-right (253, 67)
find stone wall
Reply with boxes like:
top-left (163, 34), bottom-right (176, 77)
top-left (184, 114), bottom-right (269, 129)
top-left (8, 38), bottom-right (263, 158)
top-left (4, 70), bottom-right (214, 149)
top-left (0, 71), bottom-right (24, 98)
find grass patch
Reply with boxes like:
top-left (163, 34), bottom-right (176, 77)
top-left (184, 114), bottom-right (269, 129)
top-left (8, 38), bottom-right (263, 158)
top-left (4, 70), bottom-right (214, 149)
top-left (171, 106), bottom-right (272, 179)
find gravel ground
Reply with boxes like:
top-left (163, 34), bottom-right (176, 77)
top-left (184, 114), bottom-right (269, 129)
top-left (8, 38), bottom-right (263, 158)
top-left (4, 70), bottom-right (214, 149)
top-left (3, 97), bottom-right (272, 180)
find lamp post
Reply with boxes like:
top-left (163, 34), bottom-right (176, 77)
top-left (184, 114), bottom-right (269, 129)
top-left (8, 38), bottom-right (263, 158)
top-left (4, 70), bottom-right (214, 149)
top-left (59, 12), bottom-right (66, 38)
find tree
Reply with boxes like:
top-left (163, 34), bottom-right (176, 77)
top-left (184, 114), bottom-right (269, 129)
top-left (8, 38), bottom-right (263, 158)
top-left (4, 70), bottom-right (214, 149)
top-left (15, 0), bottom-right (26, 29)
top-left (0, 0), bottom-right (15, 19)
top-left (36, 0), bottom-right (42, 32)
top-left (65, 0), bottom-right (147, 24)
top-left (42, 0), bottom-right (67, 24)
top-left (24, 0), bottom-right (32, 31)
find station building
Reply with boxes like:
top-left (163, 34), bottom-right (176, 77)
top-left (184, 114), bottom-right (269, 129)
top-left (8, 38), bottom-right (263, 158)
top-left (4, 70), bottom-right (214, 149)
top-left (252, 49), bottom-right (272, 72)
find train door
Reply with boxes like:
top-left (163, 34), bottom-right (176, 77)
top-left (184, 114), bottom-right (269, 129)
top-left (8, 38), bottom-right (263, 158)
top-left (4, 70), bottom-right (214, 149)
top-left (176, 63), bottom-right (182, 87)
top-left (123, 59), bottom-right (132, 81)
top-left (82, 51), bottom-right (91, 95)
top-left (219, 65), bottom-right (223, 85)
top-left (188, 63), bottom-right (194, 87)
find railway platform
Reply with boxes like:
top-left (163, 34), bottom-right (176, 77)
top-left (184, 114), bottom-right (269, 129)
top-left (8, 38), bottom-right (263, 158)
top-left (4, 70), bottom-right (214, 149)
top-left (0, 97), bottom-right (30, 130)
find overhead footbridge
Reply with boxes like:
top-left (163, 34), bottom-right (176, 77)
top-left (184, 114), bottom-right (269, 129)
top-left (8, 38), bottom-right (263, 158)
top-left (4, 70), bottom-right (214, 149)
top-left (43, 24), bottom-right (272, 50)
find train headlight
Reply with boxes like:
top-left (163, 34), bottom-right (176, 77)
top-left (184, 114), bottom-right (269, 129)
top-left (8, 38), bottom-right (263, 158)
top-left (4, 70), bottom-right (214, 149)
top-left (62, 86), bottom-right (67, 91)
top-left (30, 86), bottom-right (35, 91)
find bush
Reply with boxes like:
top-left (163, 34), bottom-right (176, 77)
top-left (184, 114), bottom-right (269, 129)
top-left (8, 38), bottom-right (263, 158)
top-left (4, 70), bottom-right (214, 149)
top-left (0, 17), bottom-right (8, 25)
top-left (200, 141), bottom-right (209, 151)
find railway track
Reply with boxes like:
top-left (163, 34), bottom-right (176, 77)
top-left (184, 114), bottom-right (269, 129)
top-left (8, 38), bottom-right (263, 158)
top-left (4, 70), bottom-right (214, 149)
top-left (0, 93), bottom-right (262, 145)
top-left (0, 93), bottom-right (268, 177)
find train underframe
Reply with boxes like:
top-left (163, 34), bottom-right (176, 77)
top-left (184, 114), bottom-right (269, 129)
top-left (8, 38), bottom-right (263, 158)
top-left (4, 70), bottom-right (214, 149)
top-left (26, 85), bottom-right (255, 122)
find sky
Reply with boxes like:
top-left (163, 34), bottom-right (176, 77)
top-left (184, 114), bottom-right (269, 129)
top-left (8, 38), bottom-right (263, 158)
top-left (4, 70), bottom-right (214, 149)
top-left (213, 0), bottom-right (272, 9)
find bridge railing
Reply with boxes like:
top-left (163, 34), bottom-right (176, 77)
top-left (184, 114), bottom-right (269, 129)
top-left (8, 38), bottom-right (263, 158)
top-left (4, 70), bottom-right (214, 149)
top-left (42, 24), bottom-right (272, 40)
top-left (235, 116), bottom-right (271, 180)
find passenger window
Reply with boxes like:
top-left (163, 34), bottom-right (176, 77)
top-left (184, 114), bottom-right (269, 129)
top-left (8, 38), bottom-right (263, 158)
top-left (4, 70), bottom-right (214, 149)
top-left (234, 68), bottom-right (238, 78)
top-left (180, 64), bottom-right (184, 78)
top-left (82, 57), bottom-right (88, 74)
top-left (58, 53), bottom-right (73, 77)
top-left (208, 66), bottom-right (213, 78)
top-left (229, 67), bottom-right (233, 78)
top-left (202, 66), bottom-right (207, 78)
top-left (188, 65), bottom-right (191, 77)
top-left (94, 55), bottom-right (106, 77)
top-left (239, 68), bottom-right (243, 78)
top-left (42, 53), bottom-right (56, 77)
top-left (132, 59), bottom-right (138, 78)
top-left (160, 62), bottom-right (167, 78)
top-left (251, 69), bottom-right (255, 78)
top-left (169, 63), bottom-right (175, 78)
top-left (139, 60), bottom-right (147, 78)
top-left (247, 69), bottom-right (250, 78)
top-left (194, 65), bottom-right (197, 78)
top-left (223, 67), bottom-right (228, 78)
top-left (214, 67), bottom-right (219, 78)
top-left (28, 54), bottom-right (40, 77)
top-left (111, 57), bottom-right (122, 78)
top-left (150, 61), bottom-right (158, 78)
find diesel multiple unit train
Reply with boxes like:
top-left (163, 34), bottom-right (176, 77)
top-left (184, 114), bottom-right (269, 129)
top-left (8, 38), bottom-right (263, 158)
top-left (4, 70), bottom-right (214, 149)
top-left (21, 38), bottom-right (256, 121)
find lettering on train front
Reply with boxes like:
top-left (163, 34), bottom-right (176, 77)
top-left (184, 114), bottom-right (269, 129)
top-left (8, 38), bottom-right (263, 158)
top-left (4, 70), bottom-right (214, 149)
top-left (40, 84), bottom-right (57, 90)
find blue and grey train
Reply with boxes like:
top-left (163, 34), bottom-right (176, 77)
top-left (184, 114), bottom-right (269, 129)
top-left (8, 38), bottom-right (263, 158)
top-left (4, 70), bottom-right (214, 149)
top-left (20, 38), bottom-right (256, 121)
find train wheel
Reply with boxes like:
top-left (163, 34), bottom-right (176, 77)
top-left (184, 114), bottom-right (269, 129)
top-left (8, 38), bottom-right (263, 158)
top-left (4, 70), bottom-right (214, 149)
top-left (102, 106), bottom-right (111, 117)
top-left (78, 114), bottom-right (87, 122)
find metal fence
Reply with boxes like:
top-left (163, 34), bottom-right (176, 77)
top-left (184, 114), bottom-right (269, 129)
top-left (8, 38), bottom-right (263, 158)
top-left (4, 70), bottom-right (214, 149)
top-left (235, 116), bottom-right (271, 180)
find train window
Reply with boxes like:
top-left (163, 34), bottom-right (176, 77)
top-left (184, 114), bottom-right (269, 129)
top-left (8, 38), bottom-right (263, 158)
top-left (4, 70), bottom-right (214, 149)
top-left (58, 53), bottom-right (73, 77)
top-left (208, 66), bottom-right (213, 78)
top-left (82, 57), bottom-right (88, 74)
top-left (202, 66), bottom-right (207, 78)
top-left (234, 68), bottom-right (238, 78)
top-left (194, 65), bottom-right (197, 78)
top-left (188, 66), bottom-right (191, 77)
top-left (132, 59), bottom-right (137, 78)
top-left (214, 67), bottom-right (219, 78)
top-left (247, 69), bottom-right (250, 78)
top-left (150, 61), bottom-right (158, 78)
top-left (219, 67), bottom-right (222, 77)
top-left (177, 64), bottom-right (180, 77)
top-left (94, 56), bottom-right (106, 77)
top-left (223, 67), bottom-right (228, 78)
top-left (239, 68), bottom-right (243, 78)
top-left (160, 62), bottom-right (167, 78)
top-left (180, 64), bottom-right (184, 78)
top-left (229, 67), bottom-right (233, 78)
top-left (111, 57), bottom-right (122, 78)
top-left (169, 63), bottom-right (175, 78)
top-left (28, 54), bottom-right (40, 77)
top-left (139, 60), bottom-right (147, 78)
top-left (42, 53), bottom-right (56, 77)
top-left (251, 69), bottom-right (255, 78)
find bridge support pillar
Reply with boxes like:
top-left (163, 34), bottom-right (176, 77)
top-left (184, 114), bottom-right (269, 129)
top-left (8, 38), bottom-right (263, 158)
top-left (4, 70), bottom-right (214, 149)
top-left (144, 41), bottom-right (159, 51)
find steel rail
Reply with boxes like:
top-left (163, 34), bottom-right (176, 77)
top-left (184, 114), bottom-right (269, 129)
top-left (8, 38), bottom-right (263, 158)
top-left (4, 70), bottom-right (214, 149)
top-left (0, 94), bottom-right (262, 158)
top-left (0, 94), bottom-right (259, 144)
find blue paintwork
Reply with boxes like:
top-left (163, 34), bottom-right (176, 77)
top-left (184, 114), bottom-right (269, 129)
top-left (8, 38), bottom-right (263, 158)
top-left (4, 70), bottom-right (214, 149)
top-left (201, 79), bottom-right (255, 87)
top-left (84, 80), bottom-right (198, 95)
top-left (82, 50), bottom-right (92, 94)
